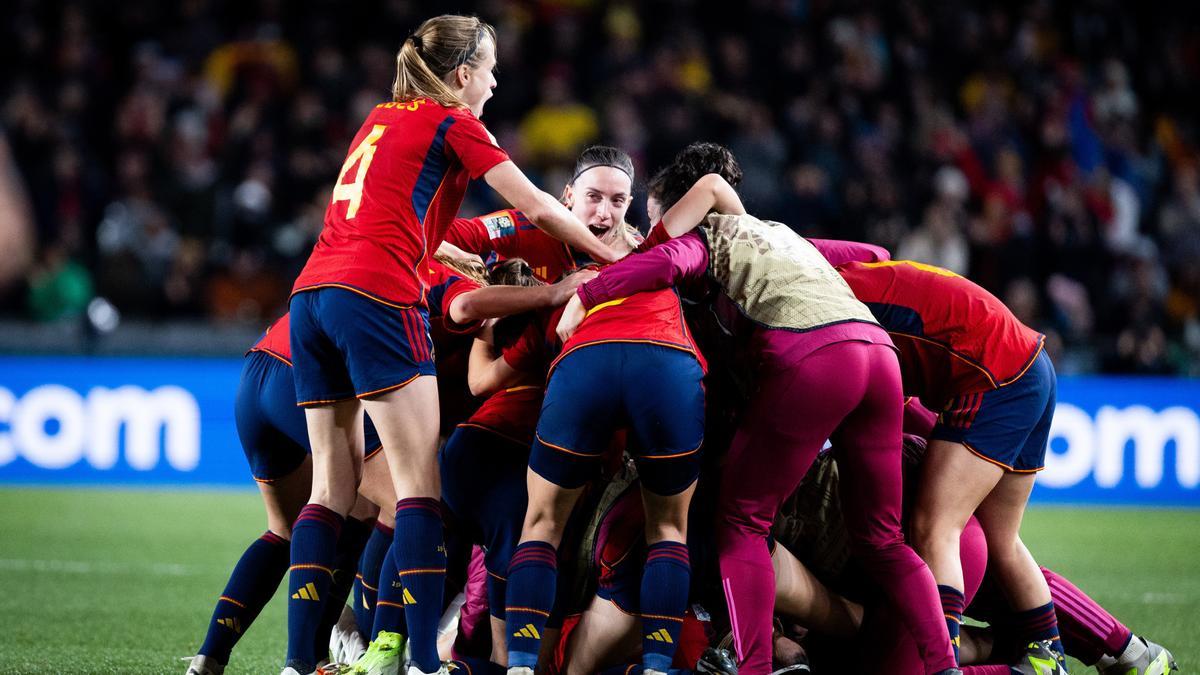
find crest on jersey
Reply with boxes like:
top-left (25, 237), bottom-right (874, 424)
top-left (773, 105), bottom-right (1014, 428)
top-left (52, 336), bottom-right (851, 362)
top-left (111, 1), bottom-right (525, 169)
top-left (483, 213), bottom-right (516, 239)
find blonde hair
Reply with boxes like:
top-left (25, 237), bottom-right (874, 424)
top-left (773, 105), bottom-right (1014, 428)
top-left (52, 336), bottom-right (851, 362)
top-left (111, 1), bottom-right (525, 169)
top-left (432, 252), bottom-right (489, 286)
top-left (393, 15), bottom-right (496, 108)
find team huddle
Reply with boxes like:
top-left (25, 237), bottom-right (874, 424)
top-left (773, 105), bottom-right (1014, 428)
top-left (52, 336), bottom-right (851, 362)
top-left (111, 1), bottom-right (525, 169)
top-left (183, 14), bottom-right (1178, 675)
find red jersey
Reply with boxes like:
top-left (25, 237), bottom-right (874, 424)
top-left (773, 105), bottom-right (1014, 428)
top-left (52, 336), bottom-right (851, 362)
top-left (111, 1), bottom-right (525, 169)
top-left (293, 99), bottom-right (509, 307)
top-left (458, 319), bottom-right (552, 446)
top-left (249, 313), bottom-right (293, 365)
top-left (835, 260), bottom-right (1045, 409)
top-left (419, 258), bottom-right (484, 334)
top-left (553, 287), bottom-right (706, 375)
top-left (445, 209), bottom-right (579, 283)
top-left (459, 385), bottom-right (544, 447)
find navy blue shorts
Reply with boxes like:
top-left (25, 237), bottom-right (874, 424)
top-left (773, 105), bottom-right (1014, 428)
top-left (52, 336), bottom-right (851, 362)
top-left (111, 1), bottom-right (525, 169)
top-left (931, 350), bottom-right (1057, 472)
top-left (439, 425), bottom-right (529, 620)
top-left (532, 343), bottom-right (705, 496)
top-left (236, 351), bottom-right (383, 482)
top-left (289, 287), bottom-right (436, 406)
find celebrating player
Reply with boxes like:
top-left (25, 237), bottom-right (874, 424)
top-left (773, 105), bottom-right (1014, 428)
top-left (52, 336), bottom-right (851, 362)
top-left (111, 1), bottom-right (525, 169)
top-left (281, 14), bottom-right (619, 675)
top-left (561, 142), bottom-right (959, 675)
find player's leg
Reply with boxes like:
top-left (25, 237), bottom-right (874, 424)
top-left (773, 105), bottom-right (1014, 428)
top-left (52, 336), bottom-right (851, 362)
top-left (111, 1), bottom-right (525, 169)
top-left (715, 352), bottom-right (841, 674)
top-left (637, 483), bottom-right (696, 674)
top-left (506, 346), bottom-right (619, 671)
top-left (973, 474), bottom-right (1064, 659)
top-left (285, 289), bottom-right (368, 673)
top-left (563, 596), bottom-right (642, 675)
top-left (285, 399), bottom-right (365, 672)
top-left (1041, 568), bottom-right (1180, 674)
top-left (360, 375), bottom-right (443, 673)
top-left (352, 449), bottom-right (397, 640)
top-left (193, 461), bottom-right (312, 674)
top-left (505, 469), bottom-right (584, 671)
top-left (193, 354), bottom-right (314, 674)
top-left (771, 543), bottom-right (861, 639)
top-left (440, 425), bottom-right (530, 668)
top-left (624, 345), bottom-right (705, 675)
top-left (911, 440), bottom-right (1003, 665)
top-left (316, 493), bottom-right (378, 663)
top-left (831, 341), bottom-right (957, 673)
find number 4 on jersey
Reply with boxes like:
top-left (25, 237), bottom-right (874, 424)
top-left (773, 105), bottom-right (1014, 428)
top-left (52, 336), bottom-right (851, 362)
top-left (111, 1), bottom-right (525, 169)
top-left (332, 124), bottom-right (386, 219)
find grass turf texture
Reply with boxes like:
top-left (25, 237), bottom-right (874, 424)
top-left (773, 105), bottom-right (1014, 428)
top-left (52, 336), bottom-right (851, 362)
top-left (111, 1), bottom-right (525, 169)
top-left (0, 488), bottom-right (1195, 674)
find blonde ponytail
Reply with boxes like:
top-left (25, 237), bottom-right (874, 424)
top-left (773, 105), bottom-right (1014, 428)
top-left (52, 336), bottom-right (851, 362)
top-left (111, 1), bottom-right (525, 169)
top-left (393, 15), bottom-right (496, 108)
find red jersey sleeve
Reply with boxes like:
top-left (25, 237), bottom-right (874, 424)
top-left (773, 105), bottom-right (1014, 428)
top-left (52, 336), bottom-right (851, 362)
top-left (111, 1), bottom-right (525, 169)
top-left (501, 320), bottom-right (548, 374)
top-left (441, 276), bottom-right (484, 334)
top-left (445, 110), bottom-right (510, 179)
top-left (445, 217), bottom-right (492, 256)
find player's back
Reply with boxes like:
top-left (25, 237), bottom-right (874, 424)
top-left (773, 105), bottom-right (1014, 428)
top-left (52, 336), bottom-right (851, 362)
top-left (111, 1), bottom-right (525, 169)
top-left (294, 98), bottom-right (508, 307)
top-left (555, 287), bottom-right (705, 374)
top-left (836, 260), bottom-right (1043, 406)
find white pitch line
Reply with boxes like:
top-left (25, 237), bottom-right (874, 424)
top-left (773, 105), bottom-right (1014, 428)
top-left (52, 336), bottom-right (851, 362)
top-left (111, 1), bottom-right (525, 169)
top-left (0, 557), bottom-right (215, 576)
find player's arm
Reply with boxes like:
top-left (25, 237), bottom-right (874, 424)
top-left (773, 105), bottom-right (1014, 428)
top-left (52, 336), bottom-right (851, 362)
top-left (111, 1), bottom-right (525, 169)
top-left (448, 269), bottom-right (598, 324)
top-left (467, 324), bottom-right (522, 397)
top-left (580, 231), bottom-right (708, 308)
top-left (661, 173), bottom-right (746, 238)
top-left (483, 161), bottom-right (621, 264)
top-left (436, 237), bottom-right (484, 265)
top-left (808, 238), bottom-right (891, 266)
top-left (444, 216), bottom-right (495, 257)
top-left (557, 232), bottom-right (708, 341)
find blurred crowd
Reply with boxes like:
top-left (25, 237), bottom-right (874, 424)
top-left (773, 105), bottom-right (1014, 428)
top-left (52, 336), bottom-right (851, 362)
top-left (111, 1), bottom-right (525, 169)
top-left (2, 0), bottom-right (1199, 374)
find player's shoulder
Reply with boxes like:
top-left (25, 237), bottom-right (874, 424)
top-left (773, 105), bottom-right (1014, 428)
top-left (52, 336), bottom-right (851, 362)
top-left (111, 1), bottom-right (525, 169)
top-left (368, 97), bottom-right (457, 124)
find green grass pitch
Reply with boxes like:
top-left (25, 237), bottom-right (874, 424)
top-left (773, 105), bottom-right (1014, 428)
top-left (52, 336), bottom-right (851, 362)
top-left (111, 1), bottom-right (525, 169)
top-left (0, 487), bottom-right (1194, 674)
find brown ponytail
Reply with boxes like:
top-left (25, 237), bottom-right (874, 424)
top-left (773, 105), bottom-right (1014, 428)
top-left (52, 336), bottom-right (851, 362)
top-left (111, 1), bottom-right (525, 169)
top-left (393, 15), bottom-right (496, 108)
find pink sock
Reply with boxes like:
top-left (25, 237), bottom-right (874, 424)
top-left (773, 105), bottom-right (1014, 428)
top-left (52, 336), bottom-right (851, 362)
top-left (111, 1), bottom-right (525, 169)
top-left (1042, 567), bottom-right (1132, 665)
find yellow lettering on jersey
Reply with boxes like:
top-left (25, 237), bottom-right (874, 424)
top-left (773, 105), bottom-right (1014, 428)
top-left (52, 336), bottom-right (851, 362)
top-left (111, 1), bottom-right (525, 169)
top-left (332, 124), bottom-right (386, 219)
top-left (860, 260), bottom-right (962, 278)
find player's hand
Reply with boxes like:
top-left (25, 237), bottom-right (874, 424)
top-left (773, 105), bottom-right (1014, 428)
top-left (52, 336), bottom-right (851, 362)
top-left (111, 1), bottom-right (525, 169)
top-left (589, 242), bottom-right (626, 265)
top-left (436, 240), bottom-right (483, 265)
top-left (556, 294), bottom-right (587, 342)
top-left (550, 268), bottom-right (598, 305)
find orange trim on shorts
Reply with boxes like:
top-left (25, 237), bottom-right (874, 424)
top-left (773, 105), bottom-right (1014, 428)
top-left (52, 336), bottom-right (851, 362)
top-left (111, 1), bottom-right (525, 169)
top-left (298, 393), bottom-right (357, 407)
top-left (253, 475), bottom-right (277, 484)
top-left (486, 568), bottom-right (507, 582)
top-left (291, 283), bottom-right (415, 311)
top-left (638, 611), bottom-right (685, 623)
top-left (636, 439), bottom-right (704, 460)
top-left (960, 441), bottom-right (1043, 474)
top-left (363, 444), bottom-right (385, 462)
top-left (356, 373), bottom-right (424, 400)
top-left (376, 600), bottom-right (405, 609)
top-left (535, 433), bottom-right (604, 458)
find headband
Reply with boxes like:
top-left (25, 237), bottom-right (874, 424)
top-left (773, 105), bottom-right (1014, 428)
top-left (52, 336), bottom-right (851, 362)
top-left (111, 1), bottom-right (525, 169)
top-left (571, 162), bottom-right (634, 185)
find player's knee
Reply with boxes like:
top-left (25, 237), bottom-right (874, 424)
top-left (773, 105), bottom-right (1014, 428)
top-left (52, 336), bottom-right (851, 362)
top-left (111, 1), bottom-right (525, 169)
top-left (521, 506), bottom-right (565, 546)
top-left (911, 512), bottom-right (960, 557)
